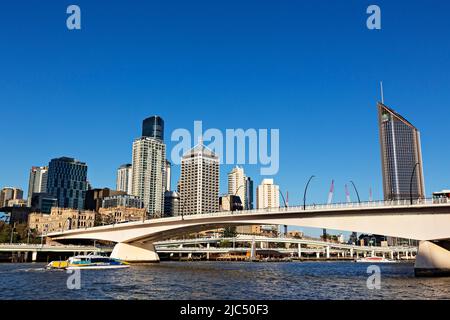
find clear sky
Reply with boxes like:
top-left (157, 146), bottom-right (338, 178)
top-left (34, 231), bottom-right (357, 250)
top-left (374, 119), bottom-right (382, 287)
top-left (1, 1), bottom-right (450, 236)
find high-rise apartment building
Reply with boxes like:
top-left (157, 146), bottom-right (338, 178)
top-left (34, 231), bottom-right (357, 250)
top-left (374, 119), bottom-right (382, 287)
top-left (164, 191), bottom-right (180, 217)
top-left (116, 164), bottom-right (133, 195)
top-left (46, 157), bottom-right (88, 210)
top-left (227, 166), bottom-right (246, 208)
top-left (378, 103), bottom-right (425, 200)
top-left (256, 179), bottom-right (280, 209)
top-left (0, 187), bottom-right (24, 208)
top-left (27, 166), bottom-right (48, 206)
top-left (131, 120), bottom-right (166, 218)
top-left (179, 143), bottom-right (219, 215)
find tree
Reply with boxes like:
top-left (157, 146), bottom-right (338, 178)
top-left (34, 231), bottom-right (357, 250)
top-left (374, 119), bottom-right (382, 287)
top-left (223, 226), bottom-right (237, 238)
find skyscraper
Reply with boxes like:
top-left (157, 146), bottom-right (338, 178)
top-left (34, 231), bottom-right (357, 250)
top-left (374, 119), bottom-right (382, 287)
top-left (256, 179), bottom-right (280, 209)
top-left (27, 166), bottom-right (48, 206)
top-left (46, 157), bottom-right (88, 210)
top-left (164, 159), bottom-right (171, 192)
top-left (378, 103), bottom-right (425, 201)
top-left (245, 176), bottom-right (254, 210)
top-left (142, 116), bottom-right (164, 141)
top-left (179, 143), bottom-right (219, 215)
top-left (116, 164), bottom-right (133, 195)
top-left (0, 187), bottom-right (23, 208)
top-left (228, 166), bottom-right (247, 209)
top-left (132, 117), bottom-right (166, 218)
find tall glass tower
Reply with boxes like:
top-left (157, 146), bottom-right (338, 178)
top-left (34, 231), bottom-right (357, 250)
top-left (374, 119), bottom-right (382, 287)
top-left (46, 157), bottom-right (88, 210)
top-left (142, 116), bottom-right (164, 141)
top-left (378, 102), bottom-right (425, 201)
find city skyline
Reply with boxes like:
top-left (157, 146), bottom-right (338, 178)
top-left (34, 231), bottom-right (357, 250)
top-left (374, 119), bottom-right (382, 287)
top-left (2, 1), bottom-right (450, 237)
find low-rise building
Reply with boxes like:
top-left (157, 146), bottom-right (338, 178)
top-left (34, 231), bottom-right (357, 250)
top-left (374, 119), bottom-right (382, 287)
top-left (28, 207), bottom-right (96, 234)
top-left (102, 194), bottom-right (143, 209)
top-left (97, 206), bottom-right (147, 225)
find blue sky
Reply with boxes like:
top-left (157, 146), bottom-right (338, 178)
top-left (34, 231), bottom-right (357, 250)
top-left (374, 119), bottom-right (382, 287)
top-left (1, 1), bottom-right (450, 236)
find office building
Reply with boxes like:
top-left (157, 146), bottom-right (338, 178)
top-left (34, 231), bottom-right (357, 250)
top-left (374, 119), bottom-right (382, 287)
top-left (164, 191), bottom-right (180, 217)
top-left (179, 143), bottom-right (219, 215)
top-left (116, 164), bottom-right (133, 195)
top-left (84, 188), bottom-right (126, 212)
top-left (0, 187), bottom-right (23, 208)
top-left (132, 117), bottom-right (166, 218)
top-left (46, 157), bottom-right (88, 210)
top-left (27, 166), bottom-right (48, 206)
top-left (142, 115), bottom-right (164, 141)
top-left (102, 194), bottom-right (143, 209)
top-left (245, 176), bottom-right (254, 210)
top-left (378, 102), bottom-right (425, 200)
top-left (30, 193), bottom-right (58, 214)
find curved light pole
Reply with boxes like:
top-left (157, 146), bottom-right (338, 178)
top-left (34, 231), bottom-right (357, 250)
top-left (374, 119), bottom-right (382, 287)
top-left (350, 181), bottom-right (361, 203)
top-left (303, 175), bottom-right (315, 210)
top-left (410, 162), bottom-right (420, 205)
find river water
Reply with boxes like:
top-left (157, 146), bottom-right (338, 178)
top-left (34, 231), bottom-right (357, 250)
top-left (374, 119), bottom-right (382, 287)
top-left (0, 261), bottom-right (449, 300)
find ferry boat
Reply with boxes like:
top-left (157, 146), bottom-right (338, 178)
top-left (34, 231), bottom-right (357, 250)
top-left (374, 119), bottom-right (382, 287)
top-left (47, 255), bottom-right (129, 270)
top-left (355, 256), bottom-right (397, 263)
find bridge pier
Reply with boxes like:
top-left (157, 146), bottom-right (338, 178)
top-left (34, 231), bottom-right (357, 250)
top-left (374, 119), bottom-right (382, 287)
top-left (297, 243), bottom-right (302, 258)
top-left (415, 240), bottom-right (450, 277)
top-left (111, 242), bottom-right (160, 263)
top-left (32, 251), bottom-right (37, 262)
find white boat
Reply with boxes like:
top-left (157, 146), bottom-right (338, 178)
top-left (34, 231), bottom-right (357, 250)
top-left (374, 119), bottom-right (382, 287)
top-left (355, 256), bottom-right (397, 263)
top-left (47, 254), bottom-right (130, 270)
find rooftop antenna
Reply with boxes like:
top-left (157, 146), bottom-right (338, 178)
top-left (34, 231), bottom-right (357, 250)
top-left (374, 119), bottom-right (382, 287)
top-left (380, 81), bottom-right (385, 104)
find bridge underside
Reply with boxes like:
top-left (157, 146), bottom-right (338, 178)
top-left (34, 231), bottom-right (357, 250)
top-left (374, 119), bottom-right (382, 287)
top-left (415, 240), bottom-right (450, 277)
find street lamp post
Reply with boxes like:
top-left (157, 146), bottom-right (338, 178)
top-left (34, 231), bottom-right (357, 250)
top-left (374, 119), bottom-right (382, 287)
top-left (350, 181), bottom-right (361, 203)
top-left (410, 162), bottom-right (420, 205)
top-left (303, 175), bottom-right (315, 210)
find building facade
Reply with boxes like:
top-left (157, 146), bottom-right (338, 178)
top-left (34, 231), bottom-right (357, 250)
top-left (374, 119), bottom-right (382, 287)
top-left (245, 177), bottom-right (254, 210)
top-left (97, 206), bottom-right (147, 224)
top-left (378, 103), bottom-right (425, 200)
top-left (142, 115), bottom-right (164, 141)
top-left (27, 166), bottom-right (48, 206)
top-left (116, 164), bottom-right (133, 195)
top-left (256, 179), bottom-right (280, 209)
top-left (46, 157), bottom-right (88, 210)
top-left (30, 193), bottom-right (58, 214)
top-left (164, 159), bottom-right (171, 192)
top-left (227, 166), bottom-right (247, 209)
top-left (0, 187), bottom-right (23, 208)
top-left (131, 137), bottom-right (166, 218)
top-left (164, 191), bottom-right (180, 217)
top-left (179, 143), bottom-right (219, 215)
top-left (102, 194), bottom-right (143, 209)
top-left (28, 207), bottom-right (95, 234)
top-left (84, 188), bottom-right (126, 212)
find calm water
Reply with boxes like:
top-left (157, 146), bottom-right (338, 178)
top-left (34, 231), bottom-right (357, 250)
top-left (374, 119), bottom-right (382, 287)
top-left (0, 261), bottom-right (449, 300)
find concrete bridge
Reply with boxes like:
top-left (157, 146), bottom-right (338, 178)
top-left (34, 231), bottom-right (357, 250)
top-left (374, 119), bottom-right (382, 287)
top-left (0, 243), bottom-right (113, 262)
top-left (47, 199), bottom-right (450, 276)
top-left (155, 236), bottom-right (418, 261)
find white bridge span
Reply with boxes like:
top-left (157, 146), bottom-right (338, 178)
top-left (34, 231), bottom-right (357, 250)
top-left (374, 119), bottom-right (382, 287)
top-left (48, 199), bottom-right (450, 276)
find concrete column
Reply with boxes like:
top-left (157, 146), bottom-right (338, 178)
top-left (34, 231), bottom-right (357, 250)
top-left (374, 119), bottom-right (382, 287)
top-left (316, 251), bottom-right (320, 259)
top-left (382, 252), bottom-right (385, 259)
top-left (206, 243), bottom-right (210, 260)
top-left (350, 248), bottom-right (354, 257)
top-left (371, 250), bottom-right (375, 257)
top-left (390, 251), bottom-right (394, 260)
top-left (356, 251), bottom-right (359, 259)
top-left (326, 246), bottom-right (330, 259)
top-left (405, 251), bottom-right (409, 259)
top-left (297, 243), bottom-right (302, 258)
top-left (32, 251), bottom-right (37, 262)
